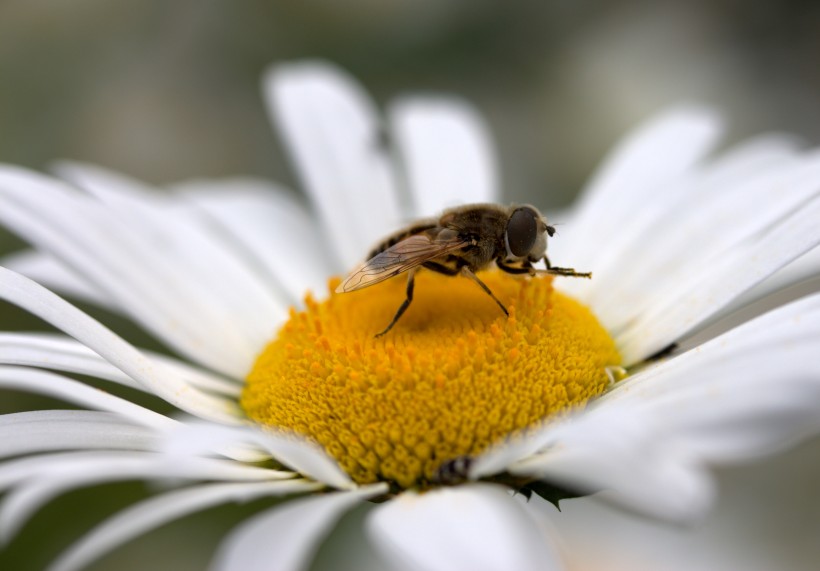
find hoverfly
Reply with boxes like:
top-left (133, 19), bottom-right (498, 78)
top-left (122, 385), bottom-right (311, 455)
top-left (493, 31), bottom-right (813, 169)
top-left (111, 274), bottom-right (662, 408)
top-left (337, 204), bottom-right (591, 336)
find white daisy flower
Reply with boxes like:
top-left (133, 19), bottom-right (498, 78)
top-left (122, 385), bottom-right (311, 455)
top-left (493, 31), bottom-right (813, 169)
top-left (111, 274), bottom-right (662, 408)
top-left (2, 60), bottom-right (820, 571)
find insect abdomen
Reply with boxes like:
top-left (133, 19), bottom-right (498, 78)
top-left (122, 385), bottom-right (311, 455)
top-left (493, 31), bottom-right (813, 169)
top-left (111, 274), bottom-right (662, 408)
top-left (367, 220), bottom-right (437, 259)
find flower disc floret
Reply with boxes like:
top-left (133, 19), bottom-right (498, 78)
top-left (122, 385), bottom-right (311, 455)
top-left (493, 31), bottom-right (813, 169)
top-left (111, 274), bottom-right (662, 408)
top-left (243, 272), bottom-right (620, 489)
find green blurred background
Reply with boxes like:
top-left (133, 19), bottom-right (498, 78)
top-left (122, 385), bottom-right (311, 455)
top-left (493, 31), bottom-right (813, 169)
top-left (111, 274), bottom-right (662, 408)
top-left (3, 0), bottom-right (820, 204)
top-left (2, 1), bottom-right (820, 569)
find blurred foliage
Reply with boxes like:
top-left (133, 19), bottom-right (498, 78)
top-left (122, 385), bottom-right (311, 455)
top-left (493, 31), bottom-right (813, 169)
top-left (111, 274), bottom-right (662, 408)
top-left (2, 0), bottom-right (820, 209)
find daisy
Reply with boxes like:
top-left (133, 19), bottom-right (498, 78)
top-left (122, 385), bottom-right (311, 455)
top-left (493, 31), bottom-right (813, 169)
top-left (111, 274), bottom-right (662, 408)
top-left (2, 60), bottom-right (820, 571)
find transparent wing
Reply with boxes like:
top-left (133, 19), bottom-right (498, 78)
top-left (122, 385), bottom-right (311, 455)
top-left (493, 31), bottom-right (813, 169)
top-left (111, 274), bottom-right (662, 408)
top-left (336, 232), bottom-right (469, 292)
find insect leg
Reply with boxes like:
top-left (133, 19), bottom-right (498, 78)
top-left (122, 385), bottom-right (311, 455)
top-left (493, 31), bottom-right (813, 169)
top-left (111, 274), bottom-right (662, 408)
top-left (537, 256), bottom-right (592, 279)
top-left (496, 258), bottom-right (534, 275)
top-left (376, 268), bottom-right (417, 337)
top-left (461, 267), bottom-right (509, 316)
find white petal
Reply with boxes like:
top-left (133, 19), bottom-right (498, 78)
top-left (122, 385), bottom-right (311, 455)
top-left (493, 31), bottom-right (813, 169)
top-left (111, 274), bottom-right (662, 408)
top-left (253, 430), bottom-right (356, 490)
top-left (616, 192), bottom-right (820, 362)
top-left (0, 450), bottom-right (285, 490)
top-left (0, 268), bottom-right (244, 424)
top-left (726, 242), bottom-right (820, 314)
top-left (0, 366), bottom-right (176, 431)
top-left (174, 178), bottom-right (335, 304)
top-left (602, 292), bottom-right (820, 463)
top-left (160, 420), bottom-right (272, 464)
top-left (159, 421), bottom-right (351, 483)
top-left (389, 97), bottom-right (499, 217)
top-left (0, 332), bottom-right (141, 389)
top-left (576, 143), bottom-right (820, 361)
top-left (635, 373), bottom-right (820, 463)
top-left (367, 484), bottom-right (562, 571)
top-left (0, 410), bottom-right (158, 459)
top-left (510, 436), bottom-right (714, 522)
top-left (0, 451), bottom-right (290, 543)
top-left (477, 399), bottom-right (716, 522)
top-left (0, 332), bottom-right (242, 397)
top-left (264, 61), bottom-right (402, 268)
top-left (142, 350), bottom-right (242, 397)
top-left (470, 429), bottom-right (555, 481)
top-left (55, 162), bottom-right (289, 342)
top-left (564, 135), bottom-right (807, 309)
top-left (0, 250), bottom-right (115, 309)
top-left (47, 480), bottom-right (321, 571)
top-left (0, 165), bottom-right (270, 376)
top-left (213, 485), bottom-right (386, 571)
top-left (555, 107), bottom-right (722, 268)
top-left (56, 163), bottom-right (291, 362)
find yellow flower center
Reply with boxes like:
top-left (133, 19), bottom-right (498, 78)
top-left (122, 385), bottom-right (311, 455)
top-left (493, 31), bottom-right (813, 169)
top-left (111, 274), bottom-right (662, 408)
top-left (242, 272), bottom-right (620, 489)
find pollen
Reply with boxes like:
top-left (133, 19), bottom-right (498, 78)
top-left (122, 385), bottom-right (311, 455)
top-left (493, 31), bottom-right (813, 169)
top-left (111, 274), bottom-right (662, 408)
top-left (242, 272), bottom-right (620, 490)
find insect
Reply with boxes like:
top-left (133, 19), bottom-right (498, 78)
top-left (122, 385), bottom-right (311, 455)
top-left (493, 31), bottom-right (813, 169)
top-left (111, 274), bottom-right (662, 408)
top-left (337, 203), bottom-right (591, 336)
top-left (433, 455), bottom-right (473, 486)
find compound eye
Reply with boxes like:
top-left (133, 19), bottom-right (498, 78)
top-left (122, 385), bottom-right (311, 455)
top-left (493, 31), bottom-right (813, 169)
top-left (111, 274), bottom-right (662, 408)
top-left (506, 207), bottom-right (538, 257)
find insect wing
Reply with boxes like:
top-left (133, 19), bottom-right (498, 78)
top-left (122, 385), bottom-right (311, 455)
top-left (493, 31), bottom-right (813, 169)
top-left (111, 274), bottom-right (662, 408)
top-left (336, 233), bottom-right (468, 292)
